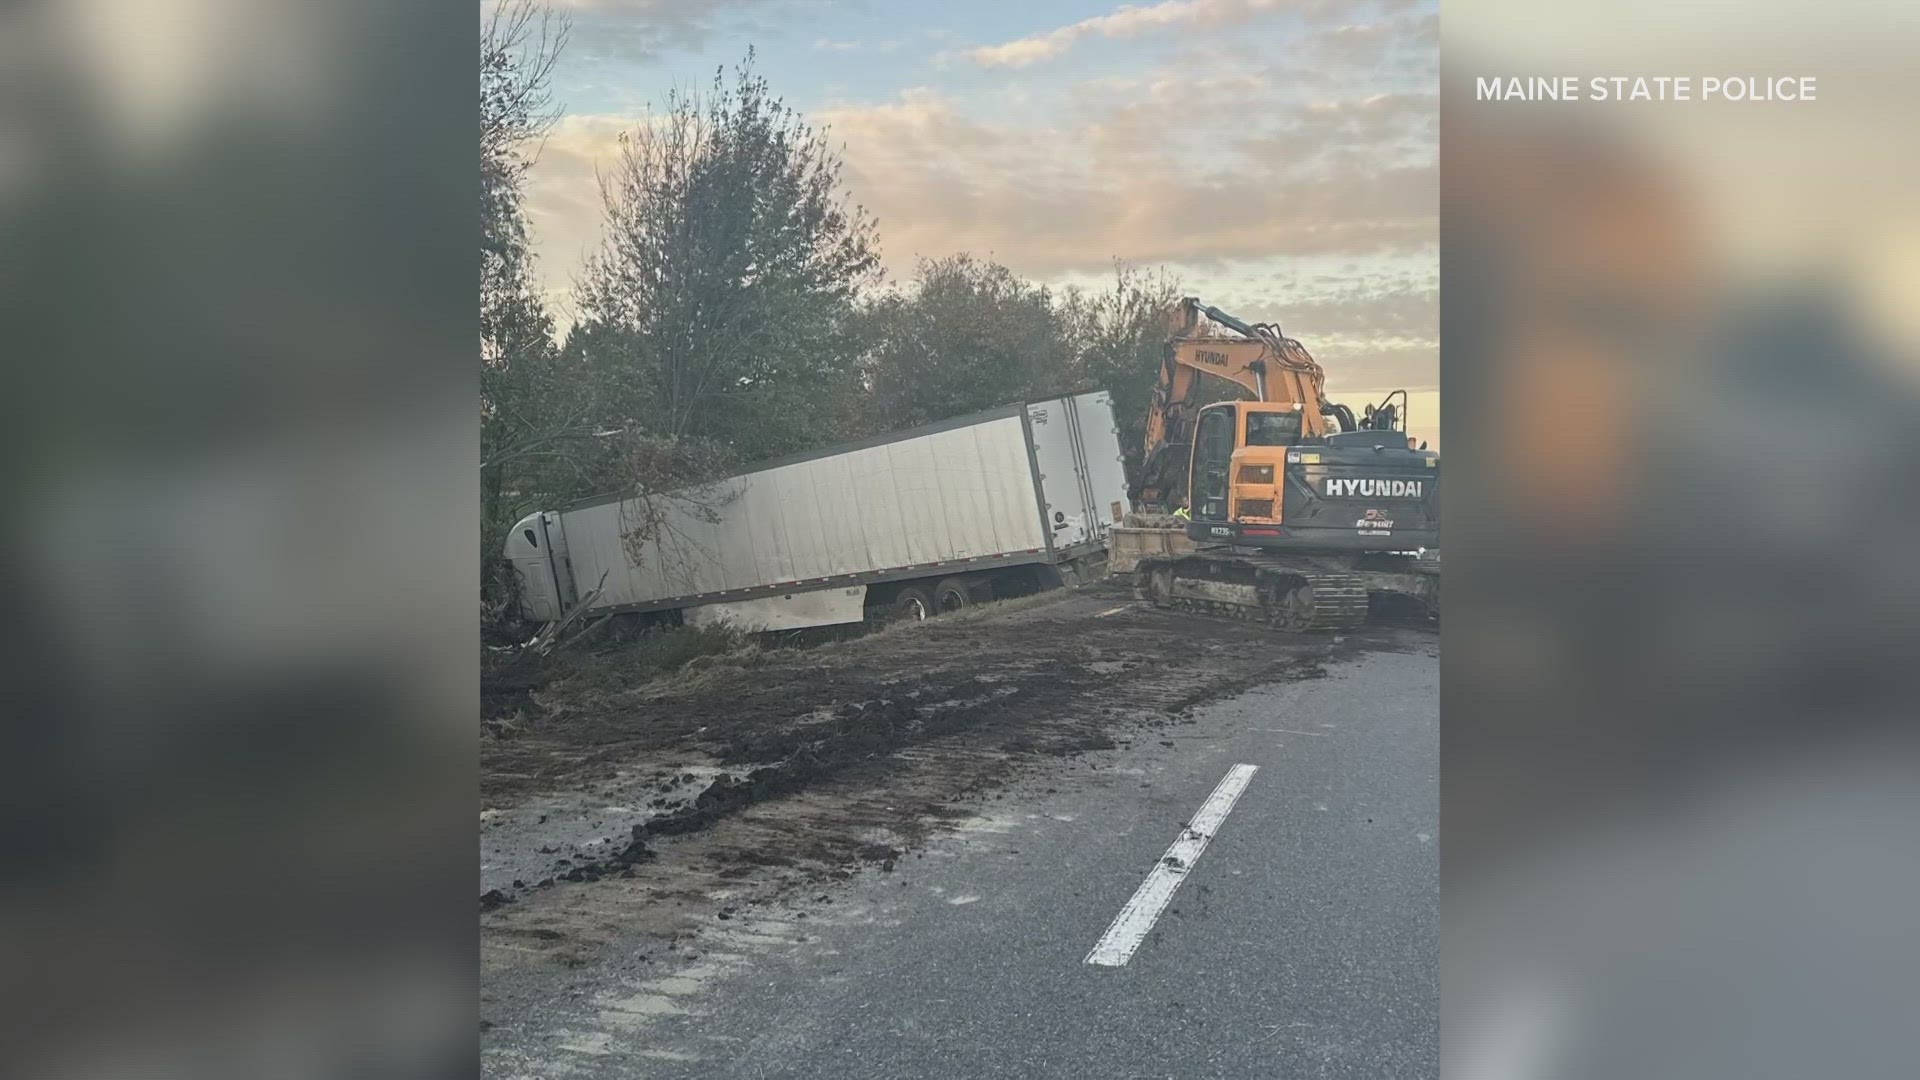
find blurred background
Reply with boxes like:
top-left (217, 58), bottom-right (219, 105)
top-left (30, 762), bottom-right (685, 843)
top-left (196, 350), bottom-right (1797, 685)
top-left (1, 1), bottom-right (473, 1076)
top-left (1443, 2), bottom-right (1920, 1077)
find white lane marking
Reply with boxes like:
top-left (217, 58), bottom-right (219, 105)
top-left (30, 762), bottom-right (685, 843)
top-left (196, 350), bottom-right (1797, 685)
top-left (1256, 727), bottom-right (1328, 737)
top-left (1084, 763), bottom-right (1259, 968)
top-left (1093, 604), bottom-right (1131, 618)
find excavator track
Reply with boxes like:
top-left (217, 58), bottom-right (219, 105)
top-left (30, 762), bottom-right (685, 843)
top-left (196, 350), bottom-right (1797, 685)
top-left (1264, 570), bottom-right (1372, 631)
top-left (1135, 554), bottom-right (1375, 631)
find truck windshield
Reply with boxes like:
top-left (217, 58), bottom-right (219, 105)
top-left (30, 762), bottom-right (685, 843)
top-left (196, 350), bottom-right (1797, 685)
top-left (1245, 411), bottom-right (1302, 446)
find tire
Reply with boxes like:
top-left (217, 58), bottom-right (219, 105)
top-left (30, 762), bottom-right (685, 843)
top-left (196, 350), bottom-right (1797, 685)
top-left (933, 577), bottom-right (975, 614)
top-left (889, 585), bottom-right (933, 623)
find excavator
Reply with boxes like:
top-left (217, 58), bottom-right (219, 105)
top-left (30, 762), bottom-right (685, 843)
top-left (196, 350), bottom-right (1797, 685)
top-left (1129, 298), bottom-right (1439, 630)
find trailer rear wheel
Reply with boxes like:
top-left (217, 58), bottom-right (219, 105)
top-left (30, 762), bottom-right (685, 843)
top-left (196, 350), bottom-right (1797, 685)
top-left (890, 585), bottom-right (933, 623)
top-left (933, 577), bottom-right (975, 614)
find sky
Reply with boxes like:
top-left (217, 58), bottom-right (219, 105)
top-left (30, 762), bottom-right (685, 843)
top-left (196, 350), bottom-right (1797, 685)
top-left (517, 0), bottom-right (1439, 440)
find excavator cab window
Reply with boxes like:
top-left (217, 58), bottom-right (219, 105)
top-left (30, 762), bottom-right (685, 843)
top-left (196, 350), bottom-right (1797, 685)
top-left (1191, 406), bottom-right (1236, 521)
top-left (1245, 411), bottom-right (1301, 447)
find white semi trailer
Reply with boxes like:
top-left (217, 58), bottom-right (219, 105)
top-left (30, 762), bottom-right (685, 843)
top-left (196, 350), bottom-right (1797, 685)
top-left (505, 391), bottom-right (1132, 631)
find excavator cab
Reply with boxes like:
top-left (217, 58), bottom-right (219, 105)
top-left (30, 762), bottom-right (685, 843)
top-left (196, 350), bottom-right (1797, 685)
top-left (1189, 403), bottom-right (1236, 521)
top-left (1185, 398), bottom-right (1439, 552)
top-left (1246, 409), bottom-right (1303, 446)
top-left (1189, 401), bottom-right (1303, 530)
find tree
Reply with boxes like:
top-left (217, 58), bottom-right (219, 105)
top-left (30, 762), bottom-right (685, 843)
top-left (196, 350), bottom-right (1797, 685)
top-left (480, 0), bottom-right (572, 617)
top-left (859, 255), bottom-right (1076, 430)
top-left (571, 56), bottom-right (881, 466)
top-left (1060, 264), bottom-right (1185, 481)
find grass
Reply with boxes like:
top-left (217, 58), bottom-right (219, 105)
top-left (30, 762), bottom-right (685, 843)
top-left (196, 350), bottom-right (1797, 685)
top-left (546, 621), bottom-right (762, 699)
top-left (845, 578), bottom-right (1099, 642)
top-left (538, 574), bottom-right (1123, 707)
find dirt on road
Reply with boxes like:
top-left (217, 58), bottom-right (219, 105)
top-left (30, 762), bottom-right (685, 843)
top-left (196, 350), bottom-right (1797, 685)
top-left (480, 581), bottom-right (1418, 997)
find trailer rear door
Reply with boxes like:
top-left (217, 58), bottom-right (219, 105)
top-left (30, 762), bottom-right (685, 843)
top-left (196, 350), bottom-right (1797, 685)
top-left (1025, 391), bottom-right (1131, 552)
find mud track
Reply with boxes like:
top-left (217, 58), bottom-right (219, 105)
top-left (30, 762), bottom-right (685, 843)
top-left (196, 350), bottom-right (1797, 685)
top-left (480, 583), bottom-right (1414, 987)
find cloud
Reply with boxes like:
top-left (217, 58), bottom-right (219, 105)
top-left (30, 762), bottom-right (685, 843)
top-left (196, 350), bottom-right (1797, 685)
top-left (538, 0), bottom-right (758, 13)
top-left (967, 0), bottom-right (1355, 67)
top-left (517, 114), bottom-right (636, 316)
top-left (812, 82), bottom-right (1433, 275)
top-left (813, 36), bottom-right (904, 53)
top-left (1251, 281), bottom-right (1438, 338)
top-left (520, 4), bottom-right (1436, 390)
top-left (523, 0), bottom-right (796, 63)
top-left (1315, 340), bottom-right (1440, 399)
top-left (521, 72), bottom-right (1434, 278)
top-left (819, 45), bottom-right (1438, 390)
top-left (1169, 264), bottom-right (1438, 392)
top-left (521, 101), bottom-right (1436, 397)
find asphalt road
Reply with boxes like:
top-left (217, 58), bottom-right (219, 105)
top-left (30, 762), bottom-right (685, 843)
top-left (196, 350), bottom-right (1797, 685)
top-left (486, 642), bottom-right (1437, 1079)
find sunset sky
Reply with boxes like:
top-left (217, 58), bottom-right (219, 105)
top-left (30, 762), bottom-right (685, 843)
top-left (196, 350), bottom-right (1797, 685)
top-left (521, 0), bottom-right (1439, 442)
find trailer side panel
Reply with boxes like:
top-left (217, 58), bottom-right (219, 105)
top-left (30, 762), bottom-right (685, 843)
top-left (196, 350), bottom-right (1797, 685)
top-left (557, 412), bottom-right (1049, 615)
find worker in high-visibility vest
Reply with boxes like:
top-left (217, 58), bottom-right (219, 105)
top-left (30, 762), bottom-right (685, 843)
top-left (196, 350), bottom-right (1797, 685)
top-left (1172, 505), bottom-right (1191, 523)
